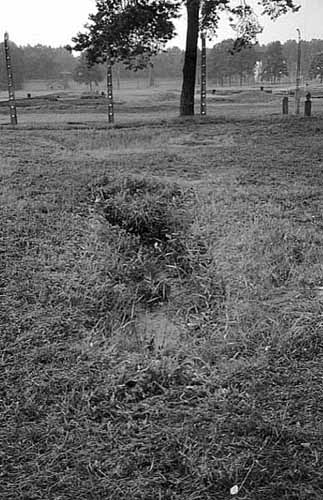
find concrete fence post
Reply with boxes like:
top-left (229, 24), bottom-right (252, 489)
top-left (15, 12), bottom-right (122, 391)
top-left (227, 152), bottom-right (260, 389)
top-left (282, 96), bottom-right (289, 115)
top-left (305, 92), bottom-right (312, 117)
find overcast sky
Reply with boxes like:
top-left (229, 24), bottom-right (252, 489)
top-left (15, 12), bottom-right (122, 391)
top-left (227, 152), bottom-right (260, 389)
top-left (0, 0), bottom-right (318, 48)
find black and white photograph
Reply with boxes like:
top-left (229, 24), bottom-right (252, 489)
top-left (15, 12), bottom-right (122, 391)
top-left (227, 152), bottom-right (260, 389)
top-left (1, 1), bottom-right (322, 499)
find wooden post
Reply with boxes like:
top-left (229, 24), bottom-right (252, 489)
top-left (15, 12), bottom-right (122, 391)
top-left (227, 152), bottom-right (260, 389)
top-left (106, 53), bottom-right (114, 124)
top-left (282, 96), bottom-right (289, 115)
top-left (200, 32), bottom-right (206, 116)
top-left (4, 32), bottom-right (18, 125)
top-left (305, 92), bottom-right (312, 117)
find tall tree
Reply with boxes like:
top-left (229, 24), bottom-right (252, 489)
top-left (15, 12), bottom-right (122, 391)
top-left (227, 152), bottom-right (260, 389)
top-left (208, 39), bottom-right (237, 85)
top-left (23, 45), bottom-right (59, 80)
top-left (282, 39), bottom-right (297, 79)
top-left (261, 40), bottom-right (288, 82)
top-left (309, 52), bottom-right (323, 83)
top-left (70, 0), bottom-right (180, 69)
top-left (70, 0), bottom-right (300, 115)
top-left (282, 39), bottom-right (323, 82)
top-left (21, 45), bottom-right (77, 81)
top-left (54, 47), bottom-right (78, 75)
top-left (72, 52), bottom-right (105, 90)
top-left (153, 47), bottom-right (184, 78)
top-left (180, 0), bottom-right (299, 113)
top-left (208, 39), bottom-right (258, 85)
top-left (233, 44), bottom-right (258, 85)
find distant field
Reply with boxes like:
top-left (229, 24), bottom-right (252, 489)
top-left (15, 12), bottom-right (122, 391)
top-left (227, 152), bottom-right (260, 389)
top-left (0, 78), bottom-right (322, 126)
top-left (1, 88), bottom-right (323, 499)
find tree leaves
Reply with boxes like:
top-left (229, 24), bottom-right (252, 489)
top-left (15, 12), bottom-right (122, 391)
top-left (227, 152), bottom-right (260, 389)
top-left (72, 52), bottom-right (105, 89)
top-left (71, 0), bottom-right (300, 68)
top-left (71, 0), bottom-right (181, 70)
top-left (309, 52), bottom-right (323, 82)
top-left (260, 0), bottom-right (301, 20)
top-left (261, 41), bottom-right (289, 82)
top-left (69, 0), bottom-right (301, 115)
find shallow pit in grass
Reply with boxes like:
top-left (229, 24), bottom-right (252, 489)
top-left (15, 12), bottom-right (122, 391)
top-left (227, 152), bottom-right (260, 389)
top-left (86, 174), bottom-right (226, 338)
top-left (91, 174), bottom-right (191, 245)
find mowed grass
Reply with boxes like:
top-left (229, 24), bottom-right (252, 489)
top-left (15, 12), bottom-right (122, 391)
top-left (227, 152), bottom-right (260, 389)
top-left (1, 113), bottom-right (323, 499)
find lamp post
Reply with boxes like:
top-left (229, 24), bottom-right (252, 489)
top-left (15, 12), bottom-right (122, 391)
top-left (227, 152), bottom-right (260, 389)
top-left (295, 28), bottom-right (301, 115)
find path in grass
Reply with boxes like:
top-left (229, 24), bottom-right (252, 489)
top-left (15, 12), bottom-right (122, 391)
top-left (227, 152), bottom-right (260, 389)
top-left (1, 116), bottom-right (323, 499)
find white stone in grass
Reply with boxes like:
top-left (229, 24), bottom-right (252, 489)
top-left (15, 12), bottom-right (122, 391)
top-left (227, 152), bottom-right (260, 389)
top-left (230, 485), bottom-right (239, 495)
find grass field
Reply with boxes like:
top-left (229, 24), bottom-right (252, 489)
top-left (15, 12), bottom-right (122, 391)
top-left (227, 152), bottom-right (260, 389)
top-left (1, 78), bottom-right (323, 126)
top-left (1, 87), bottom-right (323, 499)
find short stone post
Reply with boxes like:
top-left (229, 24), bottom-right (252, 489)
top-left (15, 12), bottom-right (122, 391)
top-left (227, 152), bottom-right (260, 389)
top-left (305, 92), bottom-right (312, 117)
top-left (282, 96), bottom-right (289, 115)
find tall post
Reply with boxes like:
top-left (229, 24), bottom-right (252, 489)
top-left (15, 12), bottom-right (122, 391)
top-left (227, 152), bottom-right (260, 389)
top-left (295, 28), bottom-right (301, 115)
top-left (304, 92), bottom-right (312, 117)
top-left (148, 64), bottom-right (154, 88)
top-left (200, 31), bottom-right (207, 116)
top-left (106, 52), bottom-right (114, 124)
top-left (4, 32), bottom-right (18, 125)
top-left (282, 96), bottom-right (289, 115)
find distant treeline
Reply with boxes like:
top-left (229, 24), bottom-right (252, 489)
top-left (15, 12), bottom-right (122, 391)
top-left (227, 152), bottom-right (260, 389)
top-left (139, 39), bottom-right (323, 86)
top-left (0, 44), bottom-right (77, 90)
top-left (206, 39), bottom-right (323, 86)
top-left (1, 38), bottom-right (323, 91)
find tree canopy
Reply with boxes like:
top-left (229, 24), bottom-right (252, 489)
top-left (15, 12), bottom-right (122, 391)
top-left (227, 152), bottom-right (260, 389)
top-left (309, 52), bottom-right (323, 83)
top-left (261, 41), bottom-right (288, 82)
top-left (72, 52), bottom-right (105, 90)
top-left (19, 45), bottom-right (76, 81)
top-left (208, 39), bottom-right (259, 85)
top-left (71, 0), bottom-right (180, 69)
top-left (70, 0), bottom-right (301, 115)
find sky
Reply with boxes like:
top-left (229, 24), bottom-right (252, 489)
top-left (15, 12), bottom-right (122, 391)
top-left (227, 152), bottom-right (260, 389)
top-left (0, 0), bottom-right (319, 49)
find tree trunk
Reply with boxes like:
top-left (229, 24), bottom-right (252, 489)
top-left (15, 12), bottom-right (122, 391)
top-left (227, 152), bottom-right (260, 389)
top-left (116, 64), bottom-right (120, 90)
top-left (148, 65), bottom-right (154, 87)
top-left (180, 0), bottom-right (200, 116)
